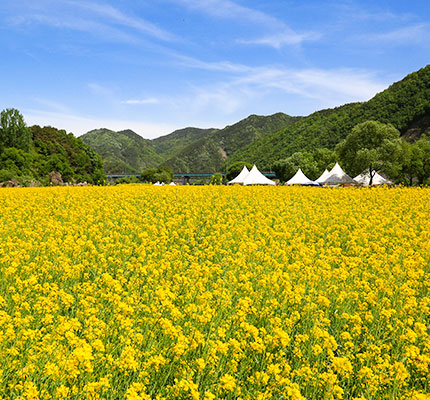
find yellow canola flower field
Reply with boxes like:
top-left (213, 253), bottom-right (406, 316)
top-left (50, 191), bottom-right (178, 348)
top-left (0, 185), bottom-right (429, 400)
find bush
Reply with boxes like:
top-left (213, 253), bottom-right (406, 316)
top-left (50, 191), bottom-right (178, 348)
top-left (226, 161), bottom-right (253, 181)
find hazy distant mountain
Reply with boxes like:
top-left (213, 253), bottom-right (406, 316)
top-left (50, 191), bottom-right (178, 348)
top-left (161, 113), bottom-right (300, 173)
top-left (81, 113), bottom-right (297, 174)
top-left (81, 128), bottom-right (162, 174)
top-left (152, 127), bottom-right (218, 161)
top-left (81, 65), bottom-right (430, 174)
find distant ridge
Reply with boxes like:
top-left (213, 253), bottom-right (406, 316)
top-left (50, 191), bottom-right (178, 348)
top-left (81, 65), bottom-right (430, 174)
top-left (228, 65), bottom-right (430, 168)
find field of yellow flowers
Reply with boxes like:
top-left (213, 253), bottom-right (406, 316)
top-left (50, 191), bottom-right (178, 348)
top-left (0, 185), bottom-right (429, 400)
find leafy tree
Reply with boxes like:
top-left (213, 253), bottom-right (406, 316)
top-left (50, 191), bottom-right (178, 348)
top-left (272, 148), bottom-right (337, 182)
top-left (414, 135), bottom-right (430, 184)
top-left (337, 121), bottom-right (401, 185)
top-left (210, 173), bottom-right (223, 185)
top-left (141, 166), bottom-right (173, 183)
top-left (0, 108), bottom-right (32, 151)
top-left (226, 161), bottom-right (253, 181)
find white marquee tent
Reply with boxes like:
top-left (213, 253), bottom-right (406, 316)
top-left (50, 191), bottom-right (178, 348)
top-left (286, 168), bottom-right (318, 185)
top-left (354, 171), bottom-right (392, 186)
top-left (315, 169), bottom-right (330, 184)
top-left (242, 165), bottom-right (276, 185)
top-left (321, 162), bottom-right (356, 185)
top-left (228, 166), bottom-right (250, 184)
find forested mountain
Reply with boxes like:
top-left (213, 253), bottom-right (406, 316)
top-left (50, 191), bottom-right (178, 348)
top-left (80, 65), bottom-right (430, 174)
top-left (81, 128), bottom-right (162, 174)
top-left (82, 113), bottom-right (297, 174)
top-left (152, 127), bottom-right (218, 161)
top-left (228, 65), bottom-right (430, 168)
top-left (0, 108), bottom-right (105, 186)
top-left (161, 113), bottom-right (299, 172)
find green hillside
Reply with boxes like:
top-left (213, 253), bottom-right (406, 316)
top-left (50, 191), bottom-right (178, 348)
top-left (152, 127), bottom-right (218, 160)
top-left (229, 65), bottom-right (430, 168)
top-left (162, 113), bottom-right (299, 172)
top-left (81, 128), bottom-right (162, 174)
top-left (0, 109), bottom-right (105, 186)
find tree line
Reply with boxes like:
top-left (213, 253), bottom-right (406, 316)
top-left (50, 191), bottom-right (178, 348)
top-left (0, 108), bottom-right (105, 186)
top-left (272, 121), bottom-right (430, 185)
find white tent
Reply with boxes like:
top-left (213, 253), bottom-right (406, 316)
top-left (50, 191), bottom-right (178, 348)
top-left (286, 168), bottom-right (319, 186)
top-left (153, 181), bottom-right (162, 186)
top-left (315, 169), bottom-right (330, 184)
top-left (321, 162), bottom-right (356, 185)
top-left (228, 166), bottom-right (250, 184)
top-left (354, 171), bottom-right (392, 186)
top-left (169, 182), bottom-right (176, 186)
top-left (242, 165), bottom-right (276, 185)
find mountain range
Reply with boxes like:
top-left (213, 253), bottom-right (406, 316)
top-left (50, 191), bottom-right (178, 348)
top-left (81, 65), bottom-right (430, 174)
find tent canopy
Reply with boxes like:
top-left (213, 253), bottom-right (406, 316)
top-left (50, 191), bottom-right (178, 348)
top-left (286, 168), bottom-right (318, 185)
top-left (315, 169), bottom-right (330, 184)
top-left (228, 166), bottom-right (250, 184)
top-left (243, 165), bottom-right (276, 185)
top-left (354, 171), bottom-right (392, 186)
top-left (321, 162), bottom-right (356, 185)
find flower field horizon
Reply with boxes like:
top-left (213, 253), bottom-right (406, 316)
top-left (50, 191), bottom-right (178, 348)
top-left (0, 185), bottom-right (429, 400)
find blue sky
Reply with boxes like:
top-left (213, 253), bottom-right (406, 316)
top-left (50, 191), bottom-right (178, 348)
top-left (0, 0), bottom-right (429, 138)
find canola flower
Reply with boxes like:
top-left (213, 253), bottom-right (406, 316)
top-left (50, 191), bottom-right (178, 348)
top-left (0, 185), bottom-right (429, 399)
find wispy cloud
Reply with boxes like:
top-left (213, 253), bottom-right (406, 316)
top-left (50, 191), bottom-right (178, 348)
top-left (23, 108), bottom-right (177, 138)
top-left (7, 0), bottom-right (177, 44)
top-left (238, 31), bottom-right (322, 49)
top-left (65, 0), bottom-right (177, 42)
top-left (121, 98), bottom-right (160, 105)
top-left (177, 56), bottom-right (388, 108)
top-left (170, 0), bottom-right (319, 48)
top-left (360, 23), bottom-right (430, 46)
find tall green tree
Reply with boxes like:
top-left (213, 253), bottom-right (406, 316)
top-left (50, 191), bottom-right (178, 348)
top-left (225, 161), bottom-right (253, 181)
top-left (337, 121), bottom-right (401, 185)
top-left (0, 108), bottom-right (32, 151)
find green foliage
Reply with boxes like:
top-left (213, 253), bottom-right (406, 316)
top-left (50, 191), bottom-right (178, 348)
top-left (163, 113), bottom-right (299, 173)
top-left (116, 176), bottom-right (140, 184)
top-left (337, 121), bottom-right (400, 182)
top-left (390, 135), bottom-right (430, 185)
top-left (209, 173), bottom-right (223, 185)
top-left (152, 127), bottom-right (218, 160)
top-left (0, 108), bottom-right (32, 151)
top-left (141, 166), bottom-right (173, 183)
top-left (273, 148), bottom-right (336, 182)
top-left (229, 65), bottom-right (430, 168)
top-left (225, 161), bottom-right (253, 181)
top-left (0, 110), bottom-right (106, 185)
top-left (31, 125), bottom-right (106, 184)
top-left (81, 128), bottom-right (162, 174)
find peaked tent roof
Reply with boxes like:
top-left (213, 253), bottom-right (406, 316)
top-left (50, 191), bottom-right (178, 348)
top-left (354, 171), bottom-right (392, 186)
top-left (315, 169), bottom-right (330, 183)
top-left (286, 168), bottom-right (318, 185)
top-left (228, 166), bottom-right (250, 184)
top-left (321, 162), bottom-right (356, 185)
top-left (243, 165), bottom-right (276, 185)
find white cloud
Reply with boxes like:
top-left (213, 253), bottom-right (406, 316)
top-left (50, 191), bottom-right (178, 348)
top-left (361, 23), bottom-right (430, 45)
top-left (174, 56), bottom-right (388, 105)
top-left (121, 98), bottom-right (160, 105)
top-left (238, 31), bottom-right (322, 49)
top-left (7, 0), bottom-right (177, 44)
top-left (65, 0), bottom-right (177, 42)
top-left (23, 109), bottom-right (177, 139)
top-left (170, 0), bottom-right (319, 48)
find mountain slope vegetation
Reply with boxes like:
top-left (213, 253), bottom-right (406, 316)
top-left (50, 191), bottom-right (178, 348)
top-left (0, 109), bottom-right (105, 185)
top-left (229, 65), bottom-right (430, 168)
top-left (81, 128), bottom-right (162, 174)
top-left (152, 127), bottom-right (218, 161)
top-left (162, 113), bottom-right (300, 172)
